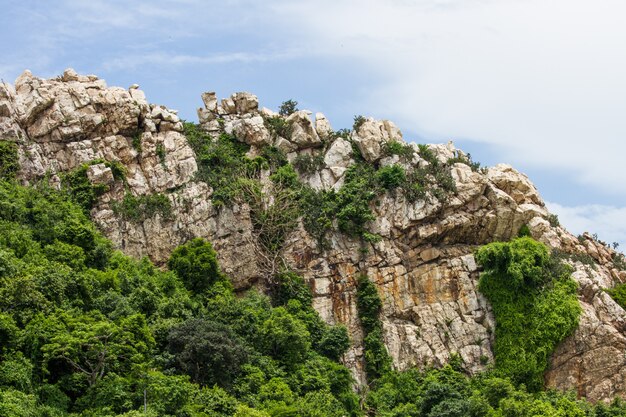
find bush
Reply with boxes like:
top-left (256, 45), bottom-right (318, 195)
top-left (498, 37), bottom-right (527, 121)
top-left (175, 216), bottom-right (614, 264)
top-left (167, 237), bottom-right (222, 293)
top-left (278, 100), bottom-right (298, 116)
top-left (607, 283), bottom-right (626, 310)
top-left (112, 192), bottom-right (172, 223)
top-left (168, 319), bottom-right (248, 387)
top-left (293, 153), bottom-right (325, 175)
top-left (353, 115), bottom-right (366, 131)
top-left (376, 165), bottom-right (406, 190)
top-left (383, 141), bottom-right (414, 158)
top-left (62, 163), bottom-right (108, 213)
top-left (0, 140), bottom-right (19, 180)
top-left (356, 275), bottom-right (392, 382)
top-left (318, 325), bottom-right (350, 361)
top-left (476, 237), bottom-right (581, 390)
top-left (264, 116), bottom-right (293, 139)
top-left (260, 307), bottom-right (311, 367)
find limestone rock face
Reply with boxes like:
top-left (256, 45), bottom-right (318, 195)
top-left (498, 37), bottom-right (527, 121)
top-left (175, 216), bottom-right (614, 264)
top-left (352, 118), bottom-right (402, 162)
top-left (286, 110), bottom-right (322, 149)
top-left (2, 69), bottom-right (626, 402)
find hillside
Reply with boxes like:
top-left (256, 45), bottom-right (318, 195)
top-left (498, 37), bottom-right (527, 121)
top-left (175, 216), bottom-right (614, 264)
top-left (1, 68), bottom-right (626, 416)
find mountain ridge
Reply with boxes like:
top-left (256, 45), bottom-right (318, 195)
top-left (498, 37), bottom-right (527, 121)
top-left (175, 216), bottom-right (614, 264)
top-left (1, 68), bottom-right (625, 403)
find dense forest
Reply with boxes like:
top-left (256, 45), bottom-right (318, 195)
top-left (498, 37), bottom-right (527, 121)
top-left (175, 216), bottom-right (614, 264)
top-left (1, 135), bottom-right (626, 416)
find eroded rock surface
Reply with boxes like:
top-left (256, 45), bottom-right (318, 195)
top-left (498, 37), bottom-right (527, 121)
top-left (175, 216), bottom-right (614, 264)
top-left (2, 69), bottom-right (625, 401)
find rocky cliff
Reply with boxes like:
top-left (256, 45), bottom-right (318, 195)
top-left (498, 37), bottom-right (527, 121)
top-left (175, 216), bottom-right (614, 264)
top-left (1, 69), bottom-right (625, 402)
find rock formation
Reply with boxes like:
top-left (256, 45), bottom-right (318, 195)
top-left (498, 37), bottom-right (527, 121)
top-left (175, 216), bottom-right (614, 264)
top-left (1, 69), bottom-right (625, 402)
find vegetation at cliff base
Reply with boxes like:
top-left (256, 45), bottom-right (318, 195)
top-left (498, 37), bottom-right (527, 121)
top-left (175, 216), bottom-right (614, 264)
top-left (2, 170), bottom-right (626, 416)
top-left (0, 179), bottom-right (358, 416)
top-left (356, 275), bottom-right (392, 383)
top-left (475, 237), bottom-right (581, 391)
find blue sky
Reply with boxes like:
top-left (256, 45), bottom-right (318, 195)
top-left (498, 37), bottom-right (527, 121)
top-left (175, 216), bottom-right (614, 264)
top-left (2, 0), bottom-right (625, 248)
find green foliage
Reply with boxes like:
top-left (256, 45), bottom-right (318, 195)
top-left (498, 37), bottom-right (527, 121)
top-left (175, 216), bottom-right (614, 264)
top-left (167, 318), bottom-right (248, 387)
top-left (606, 283), bottom-right (626, 310)
top-left (293, 153), bottom-right (325, 174)
top-left (476, 237), bottom-right (581, 390)
top-left (334, 163), bottom-right (378, 237)
top-left (167, 237), bottom-right (222, 293)
top-left (0, 179), bottom-right (359, 416)
top-left (317, 325), bottom-right (350, 361)
top-left (547, 213), bottom-right (560, 227)
top-left (613, 252), bottom-right (626, 271)
top-left (102, 159), bottom-right (127, 182)
top-left (376, 165), bottom-right (406, 190)
top-left (517, 224), bottom-right (531, 237)
top-left (278, 99), bottom-right (298, 116)
top-left (265, 115), bottom-right (293, 139)
top-left (364, 365), bottom-right (611, 417)
top-left (156, 142), bottom-right (166, 165)
top-left (353, 115), bottom-right (366, 131)
top-left (112, 192), bottom-right (172, 223)
top-left (0, 140), bottom-right (19, 180)
top-left (446, 151), bottom-right (485, 173)
top-left (356, 275), bottom-right (392, 382)
top-left (0, 164), bottom-right (622, 417)
top-left (183, 122), bottom-right (252, 206)
top-left (261, 306), bottom-right (311, 366)
top-left (131, 131), bottom-right (142, 154)
top-left (62, 163), bottom-right (108, 213)
top-left (383, 140), bottom-right (415, 158)
top-left (331, 128), bottom-right (351, 140)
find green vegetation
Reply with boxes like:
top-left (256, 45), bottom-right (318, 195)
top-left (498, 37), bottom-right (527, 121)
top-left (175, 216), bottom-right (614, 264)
top-left (356, 275), bottom-right (392, 383)
top-left (0, 159), bottom-right (624, 416)
top-left (607, 283), bottom-right (626, 310)
top-left (353, 115), bottom-right (366, 131)
top-left (131, 132), bottom-right (142, 154)
top-left (382, 140), bottom-right (415, 158)
top-left (156, 142), bottom-right (166, 166)
top-left (0, 140), bottom-right (19, 180)
top-left (613, 252), bottom-right (626, 271)
top-left (62, 159), bottom-right (127, 213)
top-left (293, 153), bottom-right (325, 175)
top-left (278, 99), bottom-right (298, 117)
top-left (547, 214), bottom-right (560, 228)
top-left (264, 115), bottom-right (293, 139)
top-left (364, 364), bottom-right (626, 417)
top-left (447, 151), bottom-right (485, 173)
top-left (476, 237), bottom-right (581, 391)
top-left (62, 163), bottom-right (108, 213)
top-left (0, 179), bottom-right (359, 416)
top-left (183, 121), bottom-right (460, 251)
top-left (111, 192), bottom-right (172, 223)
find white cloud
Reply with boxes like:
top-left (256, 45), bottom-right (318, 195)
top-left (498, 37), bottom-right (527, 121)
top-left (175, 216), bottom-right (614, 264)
top-left (547, 201), bottom-right (626, 249)
top-left (100, 49), bottom-right (303, 72)
top-left (263, 0), bottom-right (626, 196)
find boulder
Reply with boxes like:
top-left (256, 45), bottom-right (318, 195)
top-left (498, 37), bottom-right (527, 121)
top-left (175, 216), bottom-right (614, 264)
top-left (286, 110), bottom-right (322, 149)
top-left (352, 118), bottom-right (402, 162)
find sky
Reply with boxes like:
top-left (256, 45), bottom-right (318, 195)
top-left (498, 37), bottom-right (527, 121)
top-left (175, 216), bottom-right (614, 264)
top-left (1, 0), bottom-right (625, 248)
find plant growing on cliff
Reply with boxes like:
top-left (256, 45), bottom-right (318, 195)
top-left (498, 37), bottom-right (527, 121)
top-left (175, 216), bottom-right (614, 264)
top-left (264, 115), bottom-right (292, 139)
top-left (382, 140), bottom-right (414, 158)
top-left (156, 142), bottom-right (166, 166)
top-left (0, 140), bottom-right (19, 180)
top-left (62, 163), bottom-right (108, 213)
top-left (356, 274), bottom-right (392, 382)
top-left (475, 237), bottom-right (581, 391)
top-left (293, 153), bottom-right (325, 175)
top-left (447, 150), bottom-right (485, 173)
top-left (353, 115), bottom-right (366, 131)
top-left (278, 99), bottom-right (298, 116)
top-left (112, 192), bottom-right (172, 223)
